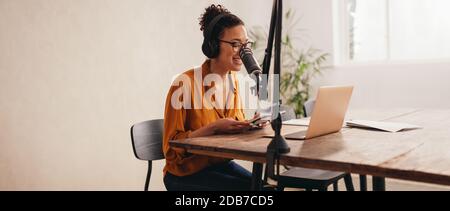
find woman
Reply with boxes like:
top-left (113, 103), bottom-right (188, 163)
top-left (162, 4), bottom-right (264, 191)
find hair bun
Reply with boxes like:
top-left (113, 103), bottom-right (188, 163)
top-left (199, 4), bottom-right (230, 31)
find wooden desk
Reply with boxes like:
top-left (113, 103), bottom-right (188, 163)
top-left (169, 109), bottom-right (450, 190)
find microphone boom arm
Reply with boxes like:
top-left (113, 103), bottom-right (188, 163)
top-left (263, 0), bottom-right (291, 182)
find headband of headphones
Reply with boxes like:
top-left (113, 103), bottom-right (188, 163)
top-left (204, 13), bottom-right (226, 41)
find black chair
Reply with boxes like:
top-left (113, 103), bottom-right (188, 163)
top-left (303, 100), bottom-right (368, 191)
top-left (302, 99), bottom-right (315, 118)
top-left (276, 104), bottom-right (355, 191)
top-left (130, 119), bottom-right (165, 191)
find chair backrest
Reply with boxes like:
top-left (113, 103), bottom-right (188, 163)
top-left (130, 119), bottom-right (165, 161)
top-left (303, 99), bottom-right (316, 117)
top-left (280, 105), bottom-right (296, 121)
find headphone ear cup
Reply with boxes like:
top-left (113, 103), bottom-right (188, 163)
top-left (202, 39), bottom-right (212, 58)
top-left (209, 39), bottom-right (220, 58)
top-left (202, 39), bottom-right (220, 58)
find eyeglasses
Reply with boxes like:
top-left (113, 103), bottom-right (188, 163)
top-left (219, 40), bottom-right (254, 52)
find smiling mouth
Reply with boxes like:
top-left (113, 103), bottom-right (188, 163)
top-left (233, 58), bottom-right (242, 64)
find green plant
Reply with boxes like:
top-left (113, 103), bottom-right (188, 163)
top-left (249, 9), bottom-right (329, 117)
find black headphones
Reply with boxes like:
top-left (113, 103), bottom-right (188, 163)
top-left (202, 14), bottom-right (226, 58)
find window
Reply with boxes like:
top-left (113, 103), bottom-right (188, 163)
top-left (339, 0), bottom-right (450, 62)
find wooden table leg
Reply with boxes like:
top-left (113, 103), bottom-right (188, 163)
top-left (360, 175), bottom-right (367, 191)
top-left (372, 176), bottom-right (386, 191)
top-left (251, 162), bottom-right (263, 191)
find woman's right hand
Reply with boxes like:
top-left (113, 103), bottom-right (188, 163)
top-left (213, 118), bottom-right (251, 134)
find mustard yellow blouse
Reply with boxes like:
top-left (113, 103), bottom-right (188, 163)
top-left (162, 60), bottom-right (246, 176)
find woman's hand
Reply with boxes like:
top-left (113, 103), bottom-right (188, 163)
top-left (189, 118), bottom-right (252, 138)
top-left (247, 112), bottom-right (269, 130)
top-left (213, 118), bottom-right (251, 134)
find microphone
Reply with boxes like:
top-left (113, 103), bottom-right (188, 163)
top-left (240, 46), bottom-right (263, 97)
top-left (239, 46), bottom-right (262, 76)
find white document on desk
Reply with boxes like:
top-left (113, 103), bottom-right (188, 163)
top-left (283, 118), bottom-right (310, 126)
top-left (346, 120), bottom-right (422, 133)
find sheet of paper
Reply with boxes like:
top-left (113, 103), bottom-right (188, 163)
top-left (346, 119), bottom-right (422, 132)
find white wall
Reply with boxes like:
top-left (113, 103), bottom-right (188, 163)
top-left (0, 0), bottom-right (275, 191)
top-left (291, 0), bottom-right (450, 109)
top-left (1, 0), bottom-right (449, 191)
top-left (287, 0), bottom-right (335, 65)
top-left (313, 61), bottom-right (450, 109)
top-left (0, 0), bottom-right (205, 190)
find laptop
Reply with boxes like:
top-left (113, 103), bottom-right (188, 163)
top-left (284, 86), bottom-right (353, 140)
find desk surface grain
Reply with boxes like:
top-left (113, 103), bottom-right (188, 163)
top-left (169, 109), bottom-right (450, 186)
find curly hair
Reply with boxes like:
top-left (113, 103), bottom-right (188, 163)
top-left (199, 4), bottom-right (244, 39)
